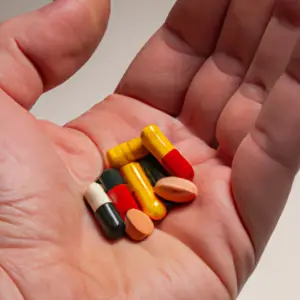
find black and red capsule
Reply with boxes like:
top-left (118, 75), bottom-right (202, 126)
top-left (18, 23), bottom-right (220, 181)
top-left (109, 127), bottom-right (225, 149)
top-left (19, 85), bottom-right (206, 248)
top-left (84, 182), bottom-right (125, 240)
top-left (98, 168), bottom-right (139, 219)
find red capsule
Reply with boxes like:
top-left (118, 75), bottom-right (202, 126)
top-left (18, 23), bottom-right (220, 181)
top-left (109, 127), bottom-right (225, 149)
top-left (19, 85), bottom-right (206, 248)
top-left (99, 169), bottom-right (139, 219)
top-left (162, 149), bottom-right (194, 180)
top-left (107, 185), bottom-right (139, 219)
top-left (141, 125), bottom-right (194, 180)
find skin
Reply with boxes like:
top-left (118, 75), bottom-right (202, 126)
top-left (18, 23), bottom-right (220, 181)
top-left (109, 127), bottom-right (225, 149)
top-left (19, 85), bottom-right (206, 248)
top-left (1, 0), bottom-right (300, 299)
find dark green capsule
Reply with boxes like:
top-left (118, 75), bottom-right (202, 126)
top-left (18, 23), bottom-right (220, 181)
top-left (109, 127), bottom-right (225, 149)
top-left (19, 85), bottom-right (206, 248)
top-left (138, 155), bottom-right (181, 211)
top-left (138, 154), bottom-right (169, 186)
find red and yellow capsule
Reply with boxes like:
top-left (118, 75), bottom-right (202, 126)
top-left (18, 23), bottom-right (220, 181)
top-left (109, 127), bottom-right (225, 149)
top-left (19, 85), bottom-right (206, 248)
top-left (141, 125), bottom-right (194, 180)
top-left (107, 137), bottom-right (149, 169)
top-left (121, 162), bottom-right (167, 221)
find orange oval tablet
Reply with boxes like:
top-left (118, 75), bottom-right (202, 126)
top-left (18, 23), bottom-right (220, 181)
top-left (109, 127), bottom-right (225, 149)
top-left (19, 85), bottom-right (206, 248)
top-left (125, 209), bottom-right (154, 241)
top-left (154, 177), bottom-right (197, 203)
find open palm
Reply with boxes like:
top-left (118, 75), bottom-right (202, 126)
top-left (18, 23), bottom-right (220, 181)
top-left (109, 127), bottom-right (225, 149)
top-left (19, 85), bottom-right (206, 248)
top-left (1, 1), bottom-right (300, 299)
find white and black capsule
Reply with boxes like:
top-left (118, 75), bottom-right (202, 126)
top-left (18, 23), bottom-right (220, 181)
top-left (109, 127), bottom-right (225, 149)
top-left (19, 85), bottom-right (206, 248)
top-left (84, 182), bottom-right (125, 240)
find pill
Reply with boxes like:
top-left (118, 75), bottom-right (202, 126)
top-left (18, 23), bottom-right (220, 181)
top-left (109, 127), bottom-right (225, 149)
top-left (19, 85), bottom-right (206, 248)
top-left (121, 162), bottom-right (167, 221)
top-left (141, 125), bottom-right (194, 180)
top-left (107, 137), bottom-right (149, 169)
top-left (138, 154), bottom-right (169, 186)
top-left (98, 168), bottom-right (139, 219)
top-left (154, 177), bottom-right (198, 203)
top-left (125, 208), bottom-right (154, 241)
top-left (84, 182), bottom-right (125, 240)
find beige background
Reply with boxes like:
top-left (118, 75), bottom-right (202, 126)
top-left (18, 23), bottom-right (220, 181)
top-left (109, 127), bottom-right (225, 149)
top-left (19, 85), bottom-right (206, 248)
top-left (1, 1), bottom-right (299, 299)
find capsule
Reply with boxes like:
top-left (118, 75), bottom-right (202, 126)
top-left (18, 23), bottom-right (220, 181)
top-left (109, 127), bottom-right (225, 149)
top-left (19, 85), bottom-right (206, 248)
top-left (141, 125), bottom-right (194, 180)
top-left (138, 154), bottom-right (169, 186)
top-left (138, 155), bottom-right (180, 211)
top-left (107, 137), bottom-right (149, 169)
top-left (121, 162), bottom-right (167, 221)
top-left (98, 169), bottom-right (139, 219)
top-left (84, 182), bottom-right (125, 240)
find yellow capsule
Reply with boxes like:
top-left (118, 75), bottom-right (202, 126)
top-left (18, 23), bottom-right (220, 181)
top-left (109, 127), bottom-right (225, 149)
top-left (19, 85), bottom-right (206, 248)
top-left (121, 162), bottom-right (167, 221)
top-left (141, 124), bottom-right (174, 159)
top-left (107, 137), bottom-right (149, 168)
top-left (141, 124), bottom-right (195, 180)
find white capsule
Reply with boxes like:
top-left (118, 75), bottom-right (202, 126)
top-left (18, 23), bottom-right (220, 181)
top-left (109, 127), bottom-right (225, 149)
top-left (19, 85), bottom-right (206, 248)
top-left (84, 182), bottom-right (112, 212)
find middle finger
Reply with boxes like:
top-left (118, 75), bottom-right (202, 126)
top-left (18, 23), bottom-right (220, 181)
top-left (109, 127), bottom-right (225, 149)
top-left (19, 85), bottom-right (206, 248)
top-left (116, 0), bottom-right (231, 116)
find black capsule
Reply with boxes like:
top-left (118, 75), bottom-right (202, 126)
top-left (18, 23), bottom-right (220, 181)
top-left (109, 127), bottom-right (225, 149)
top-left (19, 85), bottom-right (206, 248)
top-left (138, 154), bottom-right (169, 186)
top-left (138, 155), bottom-right (183, 212)
top-left (98, 168), bottom-right (125, 192)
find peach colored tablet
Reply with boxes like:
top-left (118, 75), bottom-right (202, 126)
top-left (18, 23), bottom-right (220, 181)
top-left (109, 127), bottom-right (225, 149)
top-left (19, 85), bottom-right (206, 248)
top-left (125, 209), bottom-right (154, 241)
top-left (154, 177), bottom-right (197, 203)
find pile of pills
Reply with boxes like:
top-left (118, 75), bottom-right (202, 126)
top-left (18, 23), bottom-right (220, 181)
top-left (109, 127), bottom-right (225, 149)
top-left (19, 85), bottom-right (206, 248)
top-left (84, 124), bottom-right (198, 242)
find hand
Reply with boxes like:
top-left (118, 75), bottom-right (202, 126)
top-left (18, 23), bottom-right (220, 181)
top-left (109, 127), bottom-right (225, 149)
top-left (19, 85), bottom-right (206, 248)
top-left (1, 0), bottom-right (300, 299)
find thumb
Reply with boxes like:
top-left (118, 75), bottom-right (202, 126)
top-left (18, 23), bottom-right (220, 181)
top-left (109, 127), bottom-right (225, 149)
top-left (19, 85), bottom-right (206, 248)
top-left (0, 0), bottom-right (110, 109)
